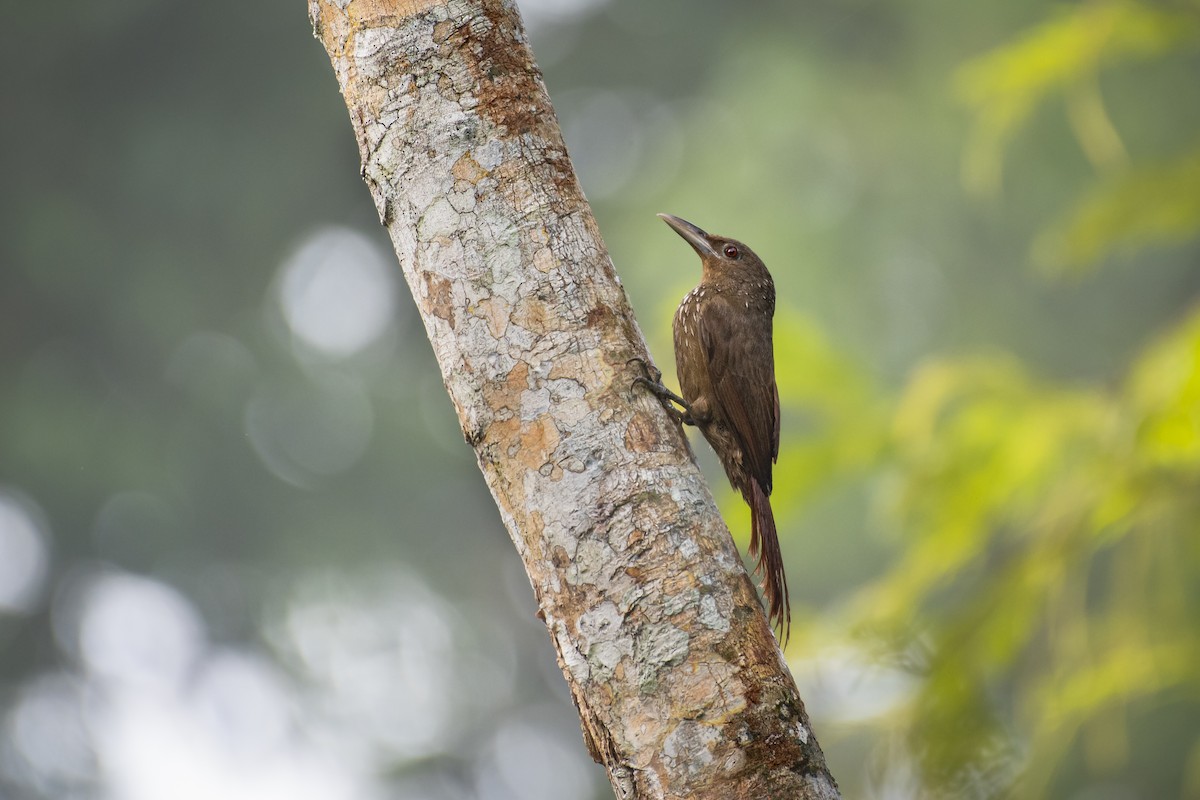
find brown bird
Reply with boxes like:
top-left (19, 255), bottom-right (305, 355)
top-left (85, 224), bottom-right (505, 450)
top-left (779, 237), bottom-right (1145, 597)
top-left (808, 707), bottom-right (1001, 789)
top-left (634, 213), bottom-right (790, 639)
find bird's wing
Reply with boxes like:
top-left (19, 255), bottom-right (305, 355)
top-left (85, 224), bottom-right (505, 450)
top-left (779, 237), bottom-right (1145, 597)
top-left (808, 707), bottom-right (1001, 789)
top-left (772, 380), bottom-right (780, 463)
top-left (699, 295), bottom-right (778, 492)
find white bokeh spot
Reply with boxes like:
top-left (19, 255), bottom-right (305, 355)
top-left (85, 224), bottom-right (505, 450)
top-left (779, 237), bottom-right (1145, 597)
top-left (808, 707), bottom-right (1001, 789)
top-left (279, 227), bottom-right (397, 359)
top-left (76, 572), bottom-right (205, 688)
top-left (0, 490), bottom-right (50, 614)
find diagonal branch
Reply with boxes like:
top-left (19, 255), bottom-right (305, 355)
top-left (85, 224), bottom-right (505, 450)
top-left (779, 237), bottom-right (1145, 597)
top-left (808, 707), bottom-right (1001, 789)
top-left (309, 1), bottom-right (840, 796)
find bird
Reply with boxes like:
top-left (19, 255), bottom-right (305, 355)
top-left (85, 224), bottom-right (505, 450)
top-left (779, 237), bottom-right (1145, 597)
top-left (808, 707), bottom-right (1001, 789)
top-left (633, 213), bottom-right (790, 640)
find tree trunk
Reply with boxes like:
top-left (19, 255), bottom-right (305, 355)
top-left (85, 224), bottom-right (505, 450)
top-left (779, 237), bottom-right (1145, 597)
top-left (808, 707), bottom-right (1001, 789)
top-left (309, 1), bottom-right (840, 797)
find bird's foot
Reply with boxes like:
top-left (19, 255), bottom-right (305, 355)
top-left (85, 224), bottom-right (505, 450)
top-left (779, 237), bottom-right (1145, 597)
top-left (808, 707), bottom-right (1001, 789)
top-left (628, 357), bottom-right (696, 425)
top-left (627, 356), bottom-right (663, 387)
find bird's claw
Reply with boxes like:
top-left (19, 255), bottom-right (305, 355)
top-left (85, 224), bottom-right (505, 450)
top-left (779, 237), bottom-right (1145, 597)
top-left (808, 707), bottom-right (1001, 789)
top-left (627, 356), bottom-right (662, 386)
top-left (628, 356), bottom-right (667, 398)
top-left (628, 356), bottom-right (695, 425)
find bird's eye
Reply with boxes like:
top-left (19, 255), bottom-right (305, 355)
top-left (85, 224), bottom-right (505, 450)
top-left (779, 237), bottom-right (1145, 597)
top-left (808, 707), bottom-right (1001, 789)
top-left (723, 244), bottom-right (739, 259)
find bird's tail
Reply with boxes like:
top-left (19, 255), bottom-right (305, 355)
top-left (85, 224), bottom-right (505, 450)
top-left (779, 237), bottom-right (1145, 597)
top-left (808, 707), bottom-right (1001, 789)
top-left (749, 478), bottom-right (791, 643)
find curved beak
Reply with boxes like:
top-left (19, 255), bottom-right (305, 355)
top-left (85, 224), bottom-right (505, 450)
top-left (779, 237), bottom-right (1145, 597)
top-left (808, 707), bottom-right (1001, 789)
top-left (658, 213), bottom-right (717, 258)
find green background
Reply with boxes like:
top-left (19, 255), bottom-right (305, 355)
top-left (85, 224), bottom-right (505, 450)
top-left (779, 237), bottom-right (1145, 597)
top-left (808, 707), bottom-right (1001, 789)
top-left (2, 1), bottom-right (1198, 798)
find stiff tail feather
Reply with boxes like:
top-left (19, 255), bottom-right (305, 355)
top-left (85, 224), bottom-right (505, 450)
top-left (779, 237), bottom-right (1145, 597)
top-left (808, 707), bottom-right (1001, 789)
top-left (749, 478), bottom-right (791, 643)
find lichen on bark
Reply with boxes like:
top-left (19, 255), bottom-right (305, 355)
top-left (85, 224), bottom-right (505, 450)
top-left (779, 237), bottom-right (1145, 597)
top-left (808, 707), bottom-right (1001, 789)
top-left (310, 0), bottom-right (841, 796)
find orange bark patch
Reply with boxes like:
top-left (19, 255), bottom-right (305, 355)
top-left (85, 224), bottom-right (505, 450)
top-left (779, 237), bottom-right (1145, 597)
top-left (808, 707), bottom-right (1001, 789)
top-left (464, 0), bottom-right (557, 139)
top-left (476, 296), bottom-right (510, 339)
top-left (532, 246), bottom-right (556, 273)
top-left (548, 352), bottom-right (602, 394)
top-left (661, 569), bottom-right (697, 597)
top-left (451, 152), bottom-right (487, 185)
top-left (626, 529), bottom-right (646, 550)
top-left (422, 272), bottom-right (455, 327)
top-left (670, 656), bottom-right (746, 721)
top-left (351, 0), bottom-right (442, 22)
top-left (516, 416), bottom-right (559, 471)
top-left (482, 361), bottom-right (528, 412)
top-left (512, 293), bottom-right (560, 333)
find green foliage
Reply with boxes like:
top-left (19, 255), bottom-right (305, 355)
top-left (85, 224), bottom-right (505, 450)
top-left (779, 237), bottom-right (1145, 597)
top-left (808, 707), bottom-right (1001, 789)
top-left (839, 4), bottom-right (1200, 796)
top-left (7, 1), bottom-right (1199, 798)
top-left (1034, 139), bottom-right (1200, 273)
top-left (958, 0), bottom-right (1200, 280)
top-left (859, 311), bottom-right (1200, 795)
top-left (771, 308), bottom-right (889, 518)
top-left (957, 0), bottom-right (1198, 195)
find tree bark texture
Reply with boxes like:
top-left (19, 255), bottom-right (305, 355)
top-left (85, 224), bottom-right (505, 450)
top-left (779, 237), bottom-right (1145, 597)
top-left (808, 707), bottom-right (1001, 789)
top-left (309, 1), bottom-right (840, 797)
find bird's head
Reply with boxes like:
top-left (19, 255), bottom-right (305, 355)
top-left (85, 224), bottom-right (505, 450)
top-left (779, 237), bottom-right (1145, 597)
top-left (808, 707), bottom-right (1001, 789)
top-left (657, 213), bottom-right (768, 281)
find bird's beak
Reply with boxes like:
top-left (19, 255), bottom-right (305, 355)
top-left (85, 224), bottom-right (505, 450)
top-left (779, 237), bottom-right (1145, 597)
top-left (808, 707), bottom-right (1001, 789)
top-left (658, 213), bottom-right (718, 258)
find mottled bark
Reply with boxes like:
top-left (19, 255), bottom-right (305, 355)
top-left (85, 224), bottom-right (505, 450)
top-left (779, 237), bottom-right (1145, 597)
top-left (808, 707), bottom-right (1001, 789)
top-left (308, 1), bottom-right (840, 797)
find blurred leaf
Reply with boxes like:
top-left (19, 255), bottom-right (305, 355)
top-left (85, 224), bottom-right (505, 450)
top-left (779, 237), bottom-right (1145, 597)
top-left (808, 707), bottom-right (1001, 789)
top-left (852, 305), bottom-right (1200, 795)
top-left (1035, 642), bottom-right (1197, 732)
top-left (956, 0), bottom-right (1197, 195)
top-left (775, 308), bottom-right (881, 428)
top-left (1033, 141), bottom-right (1200, 273)
top-left (1126, 301), bottom-right (1200, 465)
top-left (771, 308), bottom-right (888, 512)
